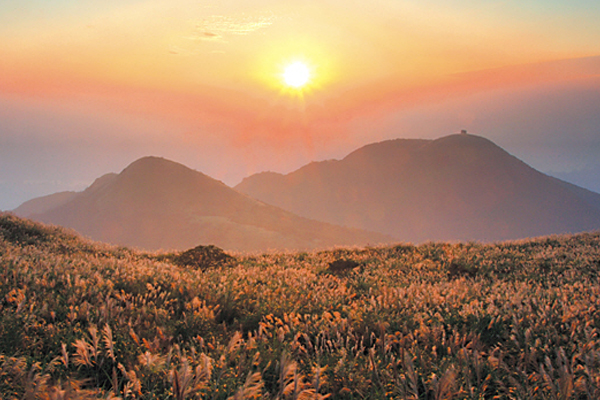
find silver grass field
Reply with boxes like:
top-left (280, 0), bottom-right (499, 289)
top-left (1, 213), bottom-right (599, 399)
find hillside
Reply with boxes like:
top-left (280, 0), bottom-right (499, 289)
top-left (2, 213), bottom-right (600, 398)
top-left (12, 191), bottom-right (79, 217)
top-left (236, 133), bottom-right (600, 242)
top-left (14, 157), bottom-right (390, 252)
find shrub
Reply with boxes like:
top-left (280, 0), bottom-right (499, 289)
top-left (327, 259), bottom-right (360, 274)
top-left (172, 245), bottom-right (236, 270)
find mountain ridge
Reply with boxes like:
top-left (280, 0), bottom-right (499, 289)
top-left (15, 156), bottom-right (392, 252)
top-left (236, 133), bottom-right (600, 242)
top-left (15, 134), bottom-right (600, 249)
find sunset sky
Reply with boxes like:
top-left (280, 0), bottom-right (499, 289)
top-left (1, 0), bottom-right (600, 209)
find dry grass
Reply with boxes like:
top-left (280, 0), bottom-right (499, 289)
top-left (1, 212), bottom-right (600, 399)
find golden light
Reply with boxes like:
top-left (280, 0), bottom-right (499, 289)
top-left (282, 61), bottom-right (310, 88)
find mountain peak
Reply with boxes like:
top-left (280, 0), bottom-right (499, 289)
top-left (236, 133), bottom-right (600, 242)
top-left (18, 156), bottom-right (390, 252)
top-left (121, 156), bottom-right (198, 176)
top-left (430, 132), bottom-right (500, 148)
top-left (125, 155), bottom-right (175, 167)
top-left (112, 156), bottom-right (227, 199)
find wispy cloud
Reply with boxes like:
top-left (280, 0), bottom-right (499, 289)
top-left (170, 11), bottom-right (276, 55)
top-left (201, 31), bottom-right (220, 40)
top-left (193, 12), bottom-right (275, 40)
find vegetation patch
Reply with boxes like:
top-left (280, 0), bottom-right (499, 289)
top-left (0, 212), bottom-right (55, 246)
top-left (172, 244), bottom-right (236, 270)
top-left (327, 259), bottom-right (360, 274)
top-left (446, 259), bottom-right (479, 279)
top-left (1, 215), bottom-right (600, 398)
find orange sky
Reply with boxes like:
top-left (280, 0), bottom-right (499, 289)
top-left (1, 0), bottom-right (600, 208)
top-left (3, 0), bottom-right (600, 122)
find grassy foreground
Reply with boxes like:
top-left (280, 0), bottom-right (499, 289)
top-left (1, 213), bottom-right (600, 399)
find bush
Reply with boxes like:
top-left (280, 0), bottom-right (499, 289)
top-left (327, 259), bottom-right (360, 274)
top-left (172, 245), bottom-right (235, 270)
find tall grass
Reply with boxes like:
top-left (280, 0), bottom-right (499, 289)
top-left (1, 212), bottom-right (600, 398)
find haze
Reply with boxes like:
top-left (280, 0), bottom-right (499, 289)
top-left (1, 0), bottom-right (600, 209)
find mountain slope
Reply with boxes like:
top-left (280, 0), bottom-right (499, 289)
top-left (236, 134), bottom-right (600, 242)
top-left (13, 191), bottom-right (79, 217)
top-left (16, 157), bottom-right (391, 252)
top-left (13, 173), bottom-right (119, 217)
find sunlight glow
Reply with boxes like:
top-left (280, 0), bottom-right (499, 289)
top-left (283, 62), bottom-right (310, 88)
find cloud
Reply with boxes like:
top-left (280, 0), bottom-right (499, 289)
top-left (174, 12), bottom-right (275, 51)
top-left (193, 12), bottom-right (275, 39)
top-left (201, 31), bottom-right (220, 39)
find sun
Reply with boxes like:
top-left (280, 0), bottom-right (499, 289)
top-left (282, 61), bottom-right (311, 88)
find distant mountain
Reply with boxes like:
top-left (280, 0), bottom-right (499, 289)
top-left (13, 172), bottom-right (119, 217)
top-left (14, 157), bottom-right (391, 252)
top-left (236, 133), bottom-right (600, 242)
top-left (13, 191), bottom-right (79, 217)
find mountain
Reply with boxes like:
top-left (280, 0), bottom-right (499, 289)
top-left (236, 133), bottom-right (600, 242)
top-left (13, 173), bottom-right (119, 217)
top-left (13, 191), bottom-right (79, 217)
top-left (14, 157), bottom-right (391, 252)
